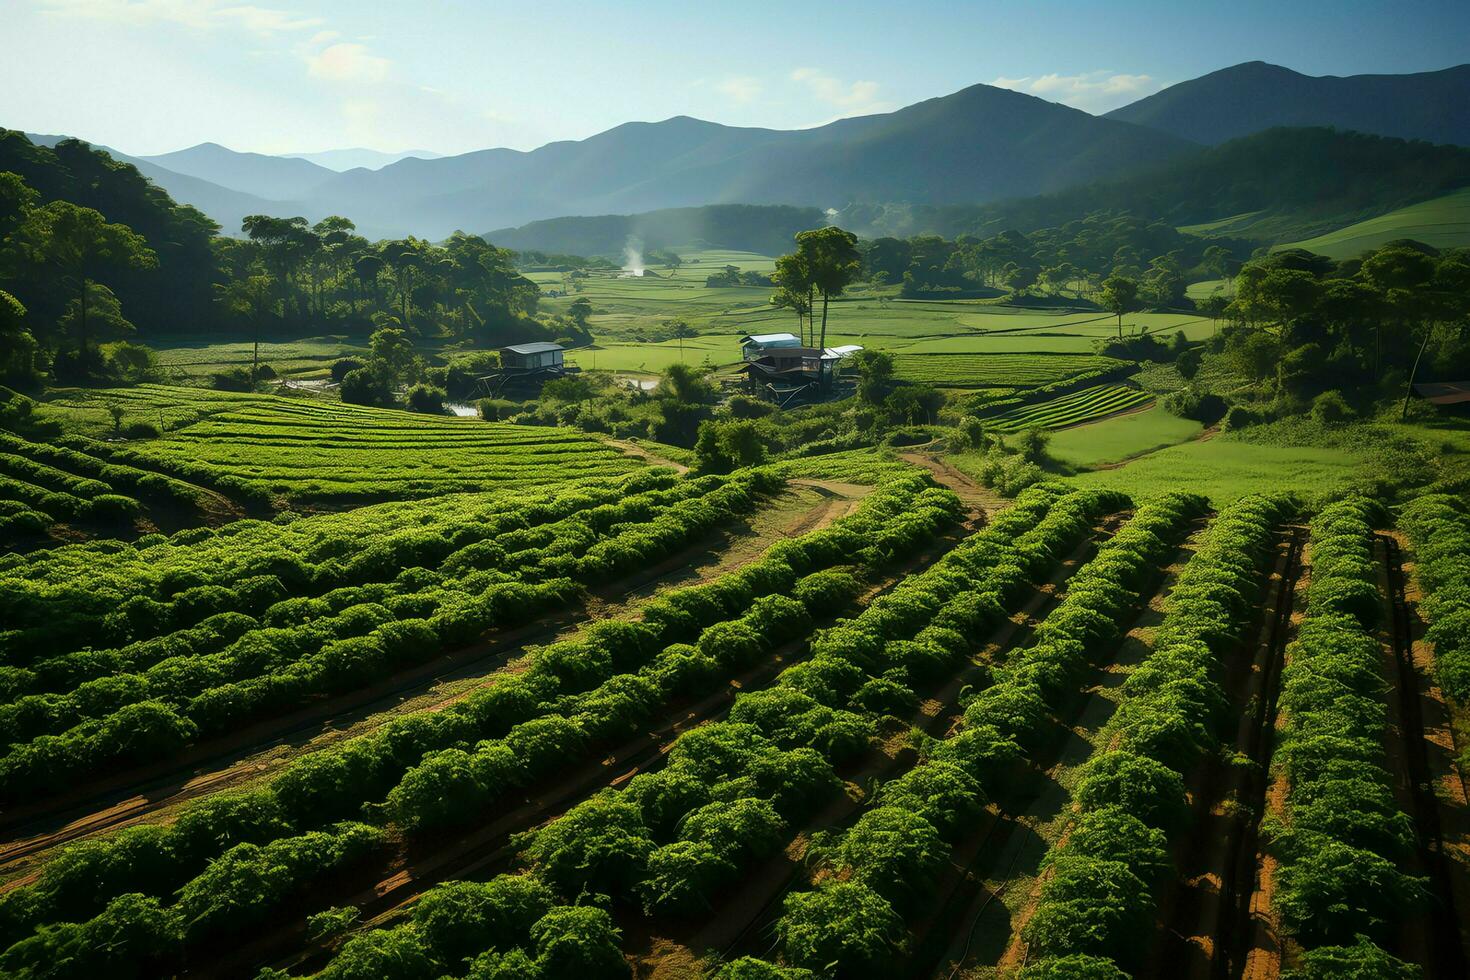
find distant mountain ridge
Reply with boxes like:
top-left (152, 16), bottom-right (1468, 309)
top-left (1105, 61), bottom-right (1470, 146)
top-left (282, 148), bottom-right (443, 172)
top-left (18, 62), bottom-right (1467, 241)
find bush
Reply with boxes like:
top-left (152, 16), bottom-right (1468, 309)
top-left (406, 384), bottom-right (446, 414)
top-left (121, 421), bottom-right (161, 439)
top-left (1311, 390), bottom-right (1355, 425)
top-left (1162, 387), bottom-right (1227, 424)
top-left (530, 906), bottom-right (628, 980)
top-left (477, 398), bottom-right (518, 421)
top-left (776, 881), bottom-right (905, 977)
top-left (330, 358), bottom-right (364, 384)
top-left (340, 368), bottom-right (393, 407)
top-left (1221, 405), bottom-right (1260, 431)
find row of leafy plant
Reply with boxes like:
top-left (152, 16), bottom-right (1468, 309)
top-left (303, 484), bottom-right (1115, 979)
top-left (985, 383), bottom-right (1154, 433)
top-left (1019, 492), bottom-right (1293, 977)
top-left (0, 476), bottom-right (947, 972)
top-left (1266, 498), bottom-right (1422, 976)
top-left (0, 466), bottom-right (698, 659)
top-left (1398, 494), bottom-right (1470, 702)
top-left (0, 471), bottom-right (780, 800)
top-left (756, 492), bottom-right (1203, 978)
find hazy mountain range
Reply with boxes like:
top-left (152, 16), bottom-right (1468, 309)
top-left (21, 61), bottom-right (1470, 241)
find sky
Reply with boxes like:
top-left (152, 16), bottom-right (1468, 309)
top-left (1, 0), bottom-right (1466, 159)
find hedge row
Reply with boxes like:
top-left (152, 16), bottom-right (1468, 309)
top-left (0, 473), bottom-right (139, 523)
top-left (766, 493), bottom-right (1204, 977)
top-left (1398, 494), bottom-right (1470, 702)
top-left (1021, 493), bottom-right (1293, 975)
top-left (1266, 498), bottom-right (1422, 964)
top-left (0, 431), bottom-right (202, 508)
top-left (0, 476), bottom-right (945, 955)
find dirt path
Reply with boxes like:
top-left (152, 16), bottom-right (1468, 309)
top-left (0, 486), bottom-right (849, 882)
top-left (1377, 534), bottom-right (1468, 978)
top-left (1152, 527), bottom-right (1304, 980)
top-left (1237, 528), bottom-right (1312, 980)
top-left (931, 524), bottom-right (1206, 980)
top-left (606, 438), bottom-right (691, 474)
top-left (898, 450), bottom-right (1006, 525)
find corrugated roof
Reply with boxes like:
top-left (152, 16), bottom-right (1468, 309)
top-left (1415, 381), bottom-right (1470, 405)
top-left (740, 333), bottom-right (802, 347)
top-left (503, 342), bottom-right (564, 355)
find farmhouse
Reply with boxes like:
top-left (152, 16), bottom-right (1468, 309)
top-left (501, 341), bottom-right (566, 371)
top-left (475, 341), bottom-right (574, 396)
top-left (739, 332), bottom-right (862, 403)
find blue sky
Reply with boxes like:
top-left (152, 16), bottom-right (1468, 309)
top-left (2, 0), bottom-right (1465, 157)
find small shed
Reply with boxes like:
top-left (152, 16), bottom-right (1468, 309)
top-left (501, 342), bottom-right (565, 371)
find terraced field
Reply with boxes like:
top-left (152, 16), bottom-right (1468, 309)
top-left (983, 382), bottom-right (1155, 431)
top-left (36, 386), bottom-right (643, 508)
top-left (892, 352), bottom-right (1130, 389)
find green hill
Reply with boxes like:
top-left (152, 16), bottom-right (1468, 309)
top-left (1274, 186), bottom-right (1470, 258)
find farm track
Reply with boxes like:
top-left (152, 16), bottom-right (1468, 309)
top-left (897, 451), bottom-right (1006, 523)
top-left (220, 523), bottom-right (975, 980)
top-left (0, 489), bottom-right (850, 880)
top-left (670, 516), bottom-right (1129, 969)
top-left (917, 522), bottom-right (1208, 980)
top-left (1152, 526), bottom-right (1304, 980)
top-left (1378, 534), bottom-right (1468, 978)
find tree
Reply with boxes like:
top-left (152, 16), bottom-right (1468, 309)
top-left (795, 226), bottom-right (862, 373)
top-left (241, 215), bottom-right (317, 320)
top-left (1100, 275), bottom-right (1139, 339)
top-left (369, 326), bottom-right (418, 387)
top-left (216, 275), bottom-right (275, 387)
top-left (568, 297), bottom-right (593, 331)
top-left (665, 318), bottom-right (695, 362)
top-left (772, 251), bottom-right (816, 344)
top-left (15, 200), bottom-right (156, 365)
top-left (0, 289), bottom-right (43, 388)
top-left (850, 349), bottom-right (895, 406)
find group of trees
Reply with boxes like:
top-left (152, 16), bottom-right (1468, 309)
top-left (770, 226), bottom-right (863, 353)
top-left (0, 131), bottom-right (579, 389)
top-left (856, 211), bottom-right (1246, 306)
top-left (1185, 241), bottom-right (1470, 421)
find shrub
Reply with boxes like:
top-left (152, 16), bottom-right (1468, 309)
top-left (1311, 390), bottom-right (1355, 425)
top-left (776, 881), bottom-right (905, 977)
top-left (406, 384), bottom-right (446, 414)
top-left (530, 906), bottom-right (628, 980)
top-left (121, 421), bottom-right (161, 439)
top-left (330, 358), bottom-right (364, 383)
top-left (340, 368), bottom-right (393, 407)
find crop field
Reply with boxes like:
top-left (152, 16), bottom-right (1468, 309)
top-left (0, 435), bottom-right (1465, 980)
top-left (154, 339), bottom-right (369, 382)
top-left (892, 352), bottom-right (1128, 388)
top-left (34, 386), bottom-right (644, 508)
top-left (1045, 404), bottom-right (1205, 468)
top-left (981, 382), bottom-right (1155, 432)
top-left (1278, 186), bottom-right (1470, 259)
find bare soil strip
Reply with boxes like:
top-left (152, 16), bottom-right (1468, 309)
top-left (0, 487), bottom-right (843, 882)
top-left (1150, 526), bottom-right (1303, 980)
top-left (1378, 534), bottom-right (1468, 978)
top-left (924, 524), bottom-right (1207, 980)
top-left (897, 451), bottom-right (1007, 525)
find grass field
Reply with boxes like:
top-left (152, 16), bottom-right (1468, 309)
top-left (893, 352), bottom-right (1128, 388)
top-left (1276, 186), bottom-right (1470, 259)
top-left (1044, 404), bottom-right (1204, 467)
top-left (154, 338), bottom-right (368, 382)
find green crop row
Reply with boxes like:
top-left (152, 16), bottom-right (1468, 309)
top-left (0, 476), bottom-right (945, 963)
top-left (0, 473), bottom-right (778, 801)
top-left (306, 484), bottom-right (1103, 980)
top-left (0, 432), bottom-right (203, 508)
top-left (1021, 493), bottom-right (1293, 977)
top-left (0, 473), bottom-right (139, 524)
top-left (0, 467), bottom-right (694, 662)
top-left (1398, 494), bottom-right (1470, 702)
top-left (759, 493), bottom-right (1202, 977)
top-left (892, 353), bottom-right (1126, 389)
top-left (1266, 498), bottom-right (1421, 972)
top-left (986, 384), bottom-right (1154, 433)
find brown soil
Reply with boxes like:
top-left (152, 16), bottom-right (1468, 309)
top-left (1376, 534), bottom-right (1468, 977)
top-left (606, 439), bottom-right (691, 474)
top-left (898, 450), bottom-right (1007, 524)
top-left (1152, 527), bottom-right (1304, 980)
top-left (0, 486), bottom-right (848, 883)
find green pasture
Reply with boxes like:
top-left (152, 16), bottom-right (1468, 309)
top-left (893, 353), bottom-right (1126, 388)
top-left (154, 339), bottom-right (368, 381)
top-left (1277, 187), bottom-right (1470, 259)
top-left (1044, 404), bottom-right (1203, 467)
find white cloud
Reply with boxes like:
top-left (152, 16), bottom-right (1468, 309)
top-left (989, 70), bottom-right (1163, 113)
top-left (306, 42), bottom-right (391, 83)
top-left (715, 75), bottom-right (763, 104)
top-left (790, 67), bottom-right (889, 116)
top-left (35, 0), bottom-right (322, 35)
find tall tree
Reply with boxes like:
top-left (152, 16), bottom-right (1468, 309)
top-left (1100, 275), bottom-right (1139, 338)
top-left (216, 275), bottom-right (275, 387)
top-left (795, 226), bottom-right (861, 374)
top-left (771, 251), bottom-right (815, 344)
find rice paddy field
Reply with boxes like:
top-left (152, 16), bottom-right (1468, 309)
top-left (34, 385), bottom-right (644, 507)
